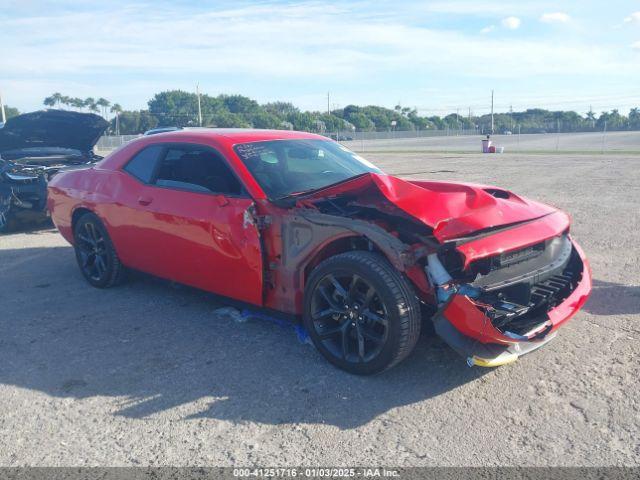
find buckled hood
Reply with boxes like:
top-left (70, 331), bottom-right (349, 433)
top-left (0, 109), bottom-right (108, 154)
top-left (300, 173), bottom-right (558, 243)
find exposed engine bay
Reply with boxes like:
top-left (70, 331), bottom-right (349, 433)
top-left (0, 110), bottom-right (108, 231)
top-left (0, 155), bottom-right (100, 230)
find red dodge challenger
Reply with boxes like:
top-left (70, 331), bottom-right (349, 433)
top-left (48, 129), bottom-right (591, 374)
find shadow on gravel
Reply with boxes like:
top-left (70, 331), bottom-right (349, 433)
top-left (0, 245), bottom-right (487, 430)
top-left (0, 219), bottom-right (54, 236)
top-left (584, 279), bottom-right (640, 316)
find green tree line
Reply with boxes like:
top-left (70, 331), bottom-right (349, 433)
top-left (1, 105), bottom-right (20, 121)
top-left (31, 90), bottom-right (640, 135)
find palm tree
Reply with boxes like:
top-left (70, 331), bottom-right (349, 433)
top-left (70, 97), bottom-right (85, 110)
top-left (52, 92), bottom-right (63, 108)
top-left (96, 98), bottom-right (110, 118)
top-left (43, 96), bottom-right (56, 108)
top-left (43, 92), bottom-right (64, 109)
top-left (61, 96), bottom-right (72, 109)
top-left (110, 104), bottom-right (123, 135)
top-left (83, 97), bottom-right (97, 112)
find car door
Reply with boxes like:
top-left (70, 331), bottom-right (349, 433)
top-left (115, 143), bottom-right (263, 306)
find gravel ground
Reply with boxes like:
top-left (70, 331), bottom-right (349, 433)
top-left (0, 152), bottom-right (638, 467)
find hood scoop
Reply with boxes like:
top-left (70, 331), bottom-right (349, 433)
top-left (483, 188), bottom-right (511, 199)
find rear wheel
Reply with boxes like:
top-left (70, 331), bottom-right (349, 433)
top-left (304, 251), bottom-right (421, 375)
top-left (73, 212), bottom-right (126, 288)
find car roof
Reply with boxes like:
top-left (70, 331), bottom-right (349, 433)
top-left (146, 128), bottom-right (327, 145)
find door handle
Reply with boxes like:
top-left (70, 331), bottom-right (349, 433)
top-left (137, 196), bottom-right (153, 206)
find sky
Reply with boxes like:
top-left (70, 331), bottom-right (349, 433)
top-left (1, 0), bottom-right (639, 116)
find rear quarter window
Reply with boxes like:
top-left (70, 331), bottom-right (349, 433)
top-left (123, 145), bottom-right (164, 183)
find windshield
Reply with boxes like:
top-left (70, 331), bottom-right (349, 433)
top-left (234, 139), bottom-right (382, 200)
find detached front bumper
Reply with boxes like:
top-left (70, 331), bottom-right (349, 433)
top-left (433, 239), bottom-right (592, 367)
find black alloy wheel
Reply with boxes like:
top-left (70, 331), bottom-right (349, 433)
top-left (304, 251), bottom-right (421, 375)
top-left (73, 212), bottom-right (125, 288)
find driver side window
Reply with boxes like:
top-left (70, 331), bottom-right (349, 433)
top-left (154, 147), bottom-right (243, 196)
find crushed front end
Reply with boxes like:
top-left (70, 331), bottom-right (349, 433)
top-left (273, 172), bottom-right (591, 367)
top-left (429, 226), bottom-right (591, 367)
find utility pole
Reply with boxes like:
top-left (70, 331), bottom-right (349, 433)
top-left (509, 104), bottom-right (513, 131)
top-left (490, 89), bottom-right (494, 135)
top-left (0, 90), bottom-right (6, 124)
top-left (196, 83), bottom-right (202, 127)
top-left (327, 92), bottom-right (330, 116)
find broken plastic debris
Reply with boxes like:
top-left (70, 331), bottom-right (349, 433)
top-left (213, 306), bottom-right (247, 323)
top-left (295, 325), bottom-right (312, 345)
top-left (214, 306), bottom-right (312, 345)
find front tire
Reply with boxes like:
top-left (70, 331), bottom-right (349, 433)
top-left (73, 212), bottom-right (126, 288)
top-left (304, 251), bottom-right (421, 375)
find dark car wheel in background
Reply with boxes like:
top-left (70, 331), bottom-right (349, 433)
top-left (304, 251), bottom-right (421, 375)
top-left (73, 212), bottom-right (126, 288)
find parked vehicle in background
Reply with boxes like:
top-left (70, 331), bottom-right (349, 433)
top-left (47, 129), bottom-right (591, 374)
top-left (329, 133), bottom-right (354, 141)
top-left (143, 126), bottom-right (182, 136)
top-left (0, 110), bottom-right (108, 232)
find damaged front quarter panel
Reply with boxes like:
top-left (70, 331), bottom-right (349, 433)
top-left (272, 208), bottom-right (431, 313)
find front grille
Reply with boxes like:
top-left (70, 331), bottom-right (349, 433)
top-left (530, 272), bottom-right (576, 308)
top-left (495, 242), bottom-right (545, 268)
top-left (471, 234), bottom-right (572, 291)
top-left (479, 247), bottom-right (584, 336)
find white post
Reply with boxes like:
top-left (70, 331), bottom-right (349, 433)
top-left (490, 89), bottom-right (494, 135)
top-left (0, 91), bottom-right (6, 124)
top-left (196, 83), bottom-right (202, 127)
top-left (601, 120), bottom-right (607, 154)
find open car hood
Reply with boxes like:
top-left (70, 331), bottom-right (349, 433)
top-left (301, 173), bottom-right (557, 243)
top-left (0, 110), bottom-right (108, 154)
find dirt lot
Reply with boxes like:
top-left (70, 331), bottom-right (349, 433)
top-left (0, 152), bottom-right (639, 466)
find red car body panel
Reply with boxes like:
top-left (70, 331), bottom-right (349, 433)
top-left (48, 129), bottom-right (592, 366)
top-left (441, 240), bottom-right (591, 344)
top-left (455, 210), bottom-right (570, 268)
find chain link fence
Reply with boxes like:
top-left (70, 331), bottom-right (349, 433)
top-left (95, 129), bottom-right (479, 151)
top-left (96, 135), bottom-right (141, 151)
top-left (95, 129), bottom-right (639, 154)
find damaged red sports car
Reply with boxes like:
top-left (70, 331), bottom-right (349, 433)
top-left (48, 129), bottom-right (592, 374)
